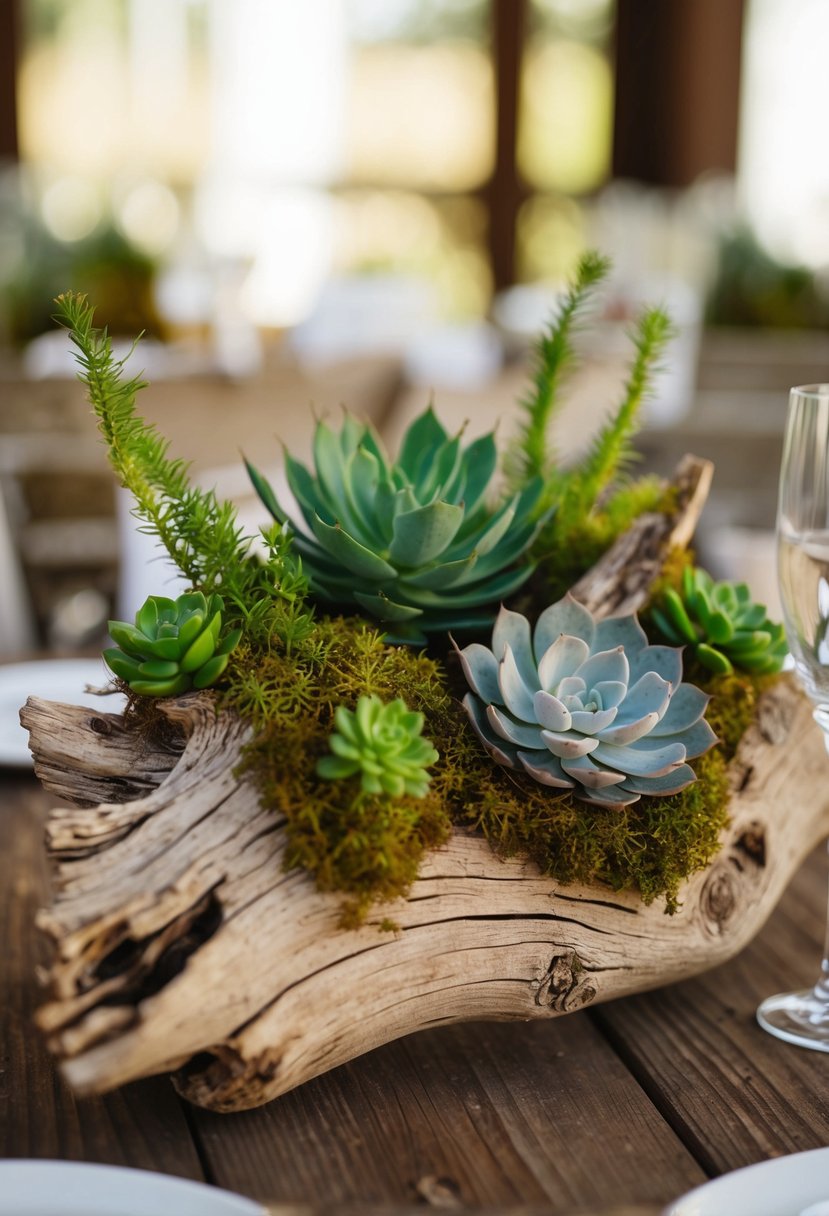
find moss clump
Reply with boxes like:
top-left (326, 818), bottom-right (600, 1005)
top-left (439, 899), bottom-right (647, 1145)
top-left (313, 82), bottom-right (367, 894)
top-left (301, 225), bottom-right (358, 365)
top-left (248, 717), bottom-right (450, 928)
top-left (645, 543), bottom-right (695, 605)
top-left (121, 685), bottom-right (187, 754)
top-left (213, 594), bottom-right (773, 920)
top-left (538, 475), bottom-right (671, 602)
top-left (444, 714), bottom-right (730, 915)
top-left (691, 667), bottom-right (771, 760)
top-left (232, 614), bottom-right (455, 925)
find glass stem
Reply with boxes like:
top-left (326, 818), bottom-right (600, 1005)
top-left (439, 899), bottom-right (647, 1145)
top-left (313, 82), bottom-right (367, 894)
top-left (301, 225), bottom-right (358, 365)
top-left (815, 840), bottom-right (829, 1003)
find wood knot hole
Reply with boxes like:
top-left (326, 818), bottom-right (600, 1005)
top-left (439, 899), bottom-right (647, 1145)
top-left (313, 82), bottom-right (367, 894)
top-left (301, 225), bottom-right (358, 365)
top-left (415, 1174), bottom-right (463, 1209)
top-left (735, 824), bottom-right (766, 867)
top-left (757, 697), bottom-right (793, 745)
top-left (701, 866), bottom-right (737, 931)
top-left (94, 891), bottom-right (223, 995)
top-left (536, 948), bottom-right (596, 1012)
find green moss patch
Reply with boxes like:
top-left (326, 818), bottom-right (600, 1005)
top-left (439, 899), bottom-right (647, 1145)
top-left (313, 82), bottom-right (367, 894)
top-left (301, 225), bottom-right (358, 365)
top-left (223, 608), bottom-right (769, 921)
top-left (435, 692), bottom-right (731, 916)
top-left (538, 475), bottom-right (670, 603)
top-left (229, 615), bottom-right (456, 925)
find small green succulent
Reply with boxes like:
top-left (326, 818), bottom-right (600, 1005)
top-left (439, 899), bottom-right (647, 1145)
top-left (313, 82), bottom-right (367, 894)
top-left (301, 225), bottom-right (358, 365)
top-left (316, 694), bottom-right (439, 798)
top-left (104, 592), bottom-right (242, 696)
top-left (457, 595), bottom-right (716, 808)
top-left (246, 406), bottom-right (551, 643)
top-left (651, 567), bottom-right (787, 675)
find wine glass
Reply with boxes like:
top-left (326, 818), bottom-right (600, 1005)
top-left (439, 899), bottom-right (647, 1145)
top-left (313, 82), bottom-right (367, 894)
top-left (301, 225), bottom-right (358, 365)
top-left (756, 383), bottom-right (829, 1049)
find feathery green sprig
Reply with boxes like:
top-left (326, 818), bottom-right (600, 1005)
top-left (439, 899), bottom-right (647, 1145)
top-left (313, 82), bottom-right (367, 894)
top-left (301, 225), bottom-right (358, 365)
top-left (533, 304), bottom-right (673, 569)
top-left (568, 306), bottom-right (673, 516)
top-left (54, 292), bottom-right (308, 629)
top-left (506, 250), bottom-right (610, 499)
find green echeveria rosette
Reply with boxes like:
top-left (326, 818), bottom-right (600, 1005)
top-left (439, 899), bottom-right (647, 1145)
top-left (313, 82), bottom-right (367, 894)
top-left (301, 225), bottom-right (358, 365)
top-left (245, 407), bottom-right (552, 644)
top-left (652, 567), bottom-right (787, 675)
top-left (456, 594), bottom-right (717, 808)
top-left (317, 694), bottom-right (439, 798)
top-left (104, 592), bottom-right (242, 697)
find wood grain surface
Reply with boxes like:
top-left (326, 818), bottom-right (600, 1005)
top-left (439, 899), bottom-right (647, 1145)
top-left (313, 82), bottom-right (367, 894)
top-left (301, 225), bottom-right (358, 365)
top-left (1, 771), bottom-right (826, 1213)
top-left (191, 1016), bottom-right (704, 1210)
top-left (594, 844), bottom-right (829, 1174)
top-left (0, 774), bottom-right (203, 1178)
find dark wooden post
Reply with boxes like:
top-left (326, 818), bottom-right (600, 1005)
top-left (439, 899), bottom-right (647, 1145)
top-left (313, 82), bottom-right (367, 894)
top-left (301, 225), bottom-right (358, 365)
top-left (0, 0), bottom-right (20, 159)
top-left (488, 0), bottom-right (527, 290)
top-left (613, 0), bottom-right (745, 187)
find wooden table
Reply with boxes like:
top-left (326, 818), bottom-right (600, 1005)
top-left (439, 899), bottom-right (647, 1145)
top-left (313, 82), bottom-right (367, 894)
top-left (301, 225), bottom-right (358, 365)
top-left (2, 772), bottom-right (828, 1216)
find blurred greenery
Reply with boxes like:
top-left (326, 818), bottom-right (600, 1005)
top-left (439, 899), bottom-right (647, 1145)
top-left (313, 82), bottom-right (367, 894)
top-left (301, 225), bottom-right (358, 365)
top-left (529, 0), bottom-right (615, 44)
top-left (706, 227), bottom-right (829, 330)
top-left (3, 221), bottom-right (162, 345)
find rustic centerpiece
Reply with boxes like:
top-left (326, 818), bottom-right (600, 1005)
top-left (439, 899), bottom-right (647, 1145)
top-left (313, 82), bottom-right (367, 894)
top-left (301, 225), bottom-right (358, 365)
top-left (22, 257), bottom-right (829, 1113)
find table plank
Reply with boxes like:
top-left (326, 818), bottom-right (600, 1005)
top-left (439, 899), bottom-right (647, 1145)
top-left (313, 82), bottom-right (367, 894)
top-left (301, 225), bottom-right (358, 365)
top-left (0, 774), bottom-right (204, 1178)
top-left (192, 1010), bottom-right (704, 1212)
top-left (8, 762), bottom-right (826, 1212)
top-left (593, 844), bottom-right (829, 1174)
top-left (260, 1207), bottom-right (664, 1216)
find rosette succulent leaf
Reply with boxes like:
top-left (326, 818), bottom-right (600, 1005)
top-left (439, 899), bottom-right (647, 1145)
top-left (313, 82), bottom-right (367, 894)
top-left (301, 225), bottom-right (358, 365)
top-left (652, 567), bottom-right (787, 675)
top-left (317, 694), bottom-right (439, 798)
top-left (104, 592), bottom-right (242, 696)
top-left (246, 407), bottom-right (551, 642)
top-left (456, 595), bottom-right (717, 808)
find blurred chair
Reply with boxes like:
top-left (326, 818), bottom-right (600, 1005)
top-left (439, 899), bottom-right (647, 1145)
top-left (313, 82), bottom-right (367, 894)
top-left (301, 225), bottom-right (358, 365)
top-left (0, 433), bottom-right (117, 654)
top-left (0, 479), bottom-right (37, 656)
top-left (116, 463), bottom-right (289, 621)
top-left (1, 336), bottom-right (406, 646)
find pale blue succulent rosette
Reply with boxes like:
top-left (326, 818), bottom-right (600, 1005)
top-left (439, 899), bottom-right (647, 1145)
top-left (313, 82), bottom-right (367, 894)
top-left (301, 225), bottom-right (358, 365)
top-left (456, 594), bottom-right (717, 808)
top-left (246, 407), bottom-right (552, 644)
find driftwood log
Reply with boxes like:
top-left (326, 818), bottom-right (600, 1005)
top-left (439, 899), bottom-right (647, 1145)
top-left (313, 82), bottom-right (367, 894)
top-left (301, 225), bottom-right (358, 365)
top-left (21, 456), bottom-right (829, 1112)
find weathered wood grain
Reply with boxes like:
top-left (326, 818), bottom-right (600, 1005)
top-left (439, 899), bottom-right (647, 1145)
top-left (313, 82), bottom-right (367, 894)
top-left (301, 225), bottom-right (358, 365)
top-left (2, 771), bottom-right (825, 1213)
top-left (195, 1016), bottom-right (703, 1211)
top-left (259, 1208), bottom-right (664, 1216)
top-left (570, 454), bottom-right (713, 616)
top-left (0, 773), bottom-right (203, 1176)
top-left (593, 843), bottom-right (829, 1174)
top-left (25, 698), bottom-right (182, 813)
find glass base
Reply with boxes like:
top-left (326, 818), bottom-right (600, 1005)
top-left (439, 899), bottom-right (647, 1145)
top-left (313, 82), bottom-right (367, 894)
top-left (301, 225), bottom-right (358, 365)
top-left (756, 988), bottom-right (829, 1051)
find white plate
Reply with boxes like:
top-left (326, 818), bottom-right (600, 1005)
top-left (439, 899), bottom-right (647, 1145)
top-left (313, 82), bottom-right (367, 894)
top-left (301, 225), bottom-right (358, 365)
top-left (664, 1147), bottom-right (829, 1216)
top-left (0, 1160), bottom-right (264, 1216)
top-left (0, 659), bottom-right (126, 767)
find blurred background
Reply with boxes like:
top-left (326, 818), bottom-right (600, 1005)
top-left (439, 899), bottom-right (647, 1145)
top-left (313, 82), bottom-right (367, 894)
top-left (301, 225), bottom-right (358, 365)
top-left (1, 0), bottom-right (827, 656)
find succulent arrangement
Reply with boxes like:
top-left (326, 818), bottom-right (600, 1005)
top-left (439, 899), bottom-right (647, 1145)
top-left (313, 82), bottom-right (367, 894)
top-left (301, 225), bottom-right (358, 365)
top-left (457, 596), bottom-right (716, 808)
top-left (652, 567), bottom-right (787, 675)
top-left (317, 694), bottom-right (438, 798)
top-left (246, 408), bottom-right (550, 643)
top-left (57, 252), bottom-right (790, 921)
top-left (104, 592), bottom-right (241, 696)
